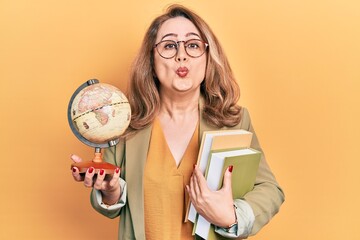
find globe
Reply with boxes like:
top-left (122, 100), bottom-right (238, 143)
top-left (68, 79), bottom-right (131, 173)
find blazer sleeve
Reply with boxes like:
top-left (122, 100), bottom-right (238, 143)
top-left (240, 108), bottom-right (285, 235)
top-left (89, 141), bottom-right (126, 219)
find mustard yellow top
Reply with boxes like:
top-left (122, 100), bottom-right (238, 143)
top-left (144, 119), bottom-right (198, 240)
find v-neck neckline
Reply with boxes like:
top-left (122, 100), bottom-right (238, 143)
top-left (154, 117), bottom-right (199, 169)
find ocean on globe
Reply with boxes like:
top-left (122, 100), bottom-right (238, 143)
top-left (70, 83), bottom-right (131, 144)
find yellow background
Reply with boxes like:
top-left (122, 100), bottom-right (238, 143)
top-left (1, 0), bottom-right (359, 239)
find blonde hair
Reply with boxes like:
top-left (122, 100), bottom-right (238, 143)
top-left (126, 4), bottom-right (241, 135)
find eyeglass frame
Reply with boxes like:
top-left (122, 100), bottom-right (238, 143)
top-left (154, 39), bottom-right (209, 59)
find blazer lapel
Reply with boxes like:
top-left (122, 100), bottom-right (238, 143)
top-left (125, 125), bottom-right (152, 240)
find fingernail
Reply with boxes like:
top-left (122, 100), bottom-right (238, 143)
top-left (99, 169), bottom-right (104, 175)
top-left (115, 168), bottom-right (120, 174)
top-left (228, 165), bottom-right (233, 173)
top-left (88, 167), bottom-right (94, 174)
top-left (72, 167), bottom-right (76, 173)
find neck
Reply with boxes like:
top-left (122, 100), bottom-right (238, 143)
top-left (159, 91), bottom-right (200, 121)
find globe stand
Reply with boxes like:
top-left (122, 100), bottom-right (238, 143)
top-left (71, 147), bottom-right (118, 175)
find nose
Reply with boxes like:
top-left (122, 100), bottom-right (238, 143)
top-left (175, 41), bottom-right (188, 62)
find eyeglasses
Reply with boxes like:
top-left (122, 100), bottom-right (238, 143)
top-left (154, 39), bottom-right (208, 59)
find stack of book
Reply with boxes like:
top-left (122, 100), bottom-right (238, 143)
top-left (186, 129), bottom-right (261, 239)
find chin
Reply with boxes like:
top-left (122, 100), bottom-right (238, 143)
top-left (173, 84), bottom-right (193, 92)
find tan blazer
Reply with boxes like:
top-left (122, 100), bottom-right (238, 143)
top-left (90, 107), bottom-right (285, 240)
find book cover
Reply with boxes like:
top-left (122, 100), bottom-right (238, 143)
top-left (186, 129), bottom-right (253, 223)
top-left (194, 148), bottom-right (261, 240)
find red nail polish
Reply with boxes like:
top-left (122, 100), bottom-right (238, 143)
top-left (88, 167), bottom-right (94, 174)
top-left (115, 168), bottom-right (120, 174)
top-left (100, 169), bottom-right (104, 175)
top-left (228, 165), bottom-right (233, 173)
top-left (72, 167), bottom-right (76, 173)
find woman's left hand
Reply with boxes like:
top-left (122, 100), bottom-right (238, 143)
top-left (186, 165), bottom-right (236, 228)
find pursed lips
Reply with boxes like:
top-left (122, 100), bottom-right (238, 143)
top-left (176, 67), bottom-right (189, 77)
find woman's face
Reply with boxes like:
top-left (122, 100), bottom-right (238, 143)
top-left (154, 17), bottom-right (207, 96)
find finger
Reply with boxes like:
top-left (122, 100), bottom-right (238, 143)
top-left (188, 175), bottom-right (197, 201)
top-left (109, 168), bottom-right (121, 188)
top-left (185, 184), bottom-right (190, 194)
top-left (70, 154), bottom-right (82, 163)
top-left (191, 170), bottom-right (201, 197)
top-left (93, 169), bottom-right (106, 190)
top-left (193, 165), bottom-right (208, 193)
top-left (83, 167), bottom-right (95, 188)
top-left (71, 167), bottom-right (84, 182)
top-left (185, 184), bottom-right (195, 205)
top-left (221, 165), bottom-right (233, 192)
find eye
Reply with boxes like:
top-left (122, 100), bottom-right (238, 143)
top-left (163, 42), bottom-right (177, 50)
top-left (186, 40), bottom-right (201, 49)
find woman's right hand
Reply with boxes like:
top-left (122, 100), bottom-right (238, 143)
top-left (71, 154), bottom-right (122, 205)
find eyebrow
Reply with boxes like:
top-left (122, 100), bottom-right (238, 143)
top-left (160, 32), bottom-right (201, 41)
top-left (186, 32), bottom-right (201, 38)
top-left (161, 33), bottom-right (177, 41)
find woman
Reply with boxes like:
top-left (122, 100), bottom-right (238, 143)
top-left (71, 4), bottom-right (284, 240)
